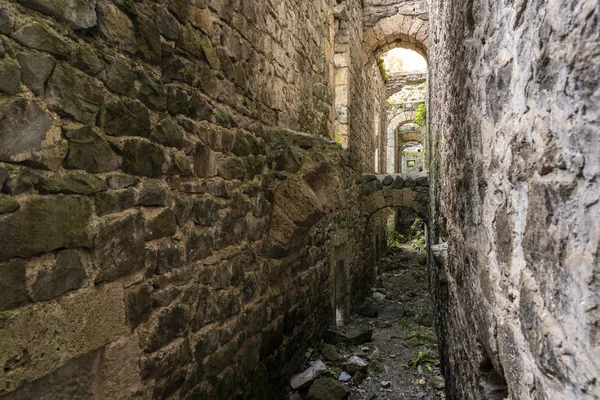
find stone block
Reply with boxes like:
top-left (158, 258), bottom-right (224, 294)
top-left (0, 97), bottom-right (53, 164)
top-left (46, 63), bottom-right (104, 125)
top-left (0, 258), bottom-right (27, 311)
top-left (0, 195), bottom-right (93, 262)
top-left (0, 195), bottom-right (19, 214)
top-left (105, 57), bottom-right (136, 97)
top-left (64, 126), bottom-right (121, 173)
top-left (96, 334), bottom-right (142, 399)
top-left (183, 225), bottom-right (213, 262)
top-left (94, 188), bottom-right (136, 216)
top-left (70, 44), bottom-right (104, 76)
top-left (146, 304), bottom-right (188, 352)
top-left (0, 57), bottom-right (21, 95)
top-left (274, 177), bottom-right (324, 227)
top-left (143, 208), bottom-right (177, 241)
top-left (151, 117), bottom-right (185, 148)
top-left (107, 174), bottom-right (139, 190)
top-left (100, 98), bottom-right (150, 138)
top-left (121, 139), bottom-right (165, 178)
top-left (125, 284), bottom-right (152, 330)
top-left (27, 249), bottom-right (86, 302)
top-left (91, 210), bottom-right (145, 283)
top-left (17, 53), bottom-right (55, 96)
top-left (137, 182), bottom-right (167, 206)
top-left (16, 0), bottom-right (98, 29)
top-left (12, 22), bottom-right (71, 57)
top-left (96, 1), bottom-right (137, 53)
top-left (0, 282), bottom-right (128, 394)
top-left (0, 6), bottom-right (15, 34)
top-left (36, 172), bottom-right (108, 195)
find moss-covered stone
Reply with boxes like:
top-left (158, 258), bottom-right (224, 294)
top-left (16, 0), bottom-right (98, 29)
top-left (70, 44), bottom-right (105, 76)
top-left (150, 117), bottom-right (184, 148)
top-left (0, 195), bottom-right (94, 262)
top-left (105, 57), bottom-right (136, 97)
top-left (0, 57), bottom-right (21, 95)
top-left (96, 2), bottom-right (137, 53)
top-left (12, 22), bottom-right (71, 57)
top-left (27, 249), bottom-right (87, 301)
top-left (63, 126), bottom-right (121, 173)
top-left (36, 171), bottom-right (108, 195)
top-left (94, 188), bottom-right (136, 216)
top-left (17, 53), bottom-right (55, 96)
top-left (0, 258), bottom-right (27, 310)
top-left (100, 98), bottom-right (150, 138)
top-left (121, 139), bottom-right (165, 178)
top-left (0, 97), bottom-right (53, 164)
top-left (46, 63), bottom-right (104, 125)
top-left (0, 194), bottom-right (19, 214)
top-left (137, 70), bottom-right (166, 111)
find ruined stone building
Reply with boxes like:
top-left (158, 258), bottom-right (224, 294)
top-left (0, 0), bottom-right (598, 398)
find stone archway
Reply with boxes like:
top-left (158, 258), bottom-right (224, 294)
top-left (361, 173), bottom-right (429, 220)
top-left (362, 14), bottom-right (429, 66)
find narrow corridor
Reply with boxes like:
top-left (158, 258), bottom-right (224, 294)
top-left (288, 244), bottom-right (443, 400)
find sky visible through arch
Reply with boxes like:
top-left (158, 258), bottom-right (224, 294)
top-left (383, 48), bottom-right (427, 74)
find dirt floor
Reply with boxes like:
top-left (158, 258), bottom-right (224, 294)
top-left (288, 244), bottom-right (445, 400)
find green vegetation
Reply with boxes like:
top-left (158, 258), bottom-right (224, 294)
top-left (404, 350), bottom-right (438, 373)
top-left (377, 56), bottom-right (389, 84)
top-left (387, 219), bottom-right (405, 247)
top-left (414, 103), bottom-right (426, 126)
top-left (405, 331), bottom-right (437, 346)
top-left (333, 133), bottom-right (343, 147)
top-left (409, 218), bottom-right (426, 252)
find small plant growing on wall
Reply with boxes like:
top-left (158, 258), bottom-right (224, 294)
top-left (414, 103), bottom-right (426, 127)
top-left (333, 132), bottom-right (343, 147)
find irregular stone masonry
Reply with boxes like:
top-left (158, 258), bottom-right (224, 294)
top-left (428, 0), bottom-right (600, 398)
top-left (361, 173), bottom-right (429, 219)
top-left (0, 0), bottom-right (388, 398)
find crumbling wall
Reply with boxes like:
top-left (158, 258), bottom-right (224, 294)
top-left (0, 0), bottom-right (382, 398)
top-left (428, 0), bottom-right (600, 398)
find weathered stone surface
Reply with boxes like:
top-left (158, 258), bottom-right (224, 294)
top-left (96, 334), bottom-right (142, 399)
top-left (0, 6), bottom-right (15, 34)
top-left (16, 0), bottom-right (98, 29)
top-left (0, 194), bottom-right (19, 214)
top-left (151, 117), bottom-right (185, 148)
top-left (143, 207), bottom-right (177, 241)
top-left (46, 63), bottom-right (104, 125)
top-left (70, 44), bottom-right (104, 76)
top-left (137, 182), bottom-right (167, 206)
top-left (2, 350), bottom-right (100, 400)
top-left (291, 360), bottom-right (327, 390)
top-left (105, 57), bottom-right (136, 97)
top-left (307, 378), bottom-right (349, 400)
top-left (63, 126), bottom-right (121, 173)
top-left (27, 249), bottom-right (86, 301)
top-left (17, 53), bottom-right (55, 96)
top-left (12, 22), bottom-right (71, 57)
top-left (101, 98), bottom-right (150, 137)
top-left (125, 284), bottom-right (152, 330)
top-left (137, 70), bottom-right (166, 111)
top-left (324, 327), bottom-right (373, 346)
top-left (274, 177), bottom-right (324, 227)
top-left (0, 57), bottom-right (21, 94)
top-left (107, 174), bottom-right (139, 190)
top-left (343, 356), bottom-right (368, 374)
top-left (94, 188), bottom-right (136, 216)
top-left (0, 258), bottom-right (27, 310)
top-left (146, 304), bottom-right (188, 352)
top-left (0, 282), bottom-right (128, 394)
top-left (91, 210), bottom-right (145, 283)
top-left (121, 139), bottom-right (165, 178)
top-left (0, 195), bottom-right (93, 262)
top-left (37, 171), bottom-right (107, 195)
top-left (2, 168), bottom-right (40, 195)
top-left (157, 7), bottom-right (180, 40)
top-left (96, 1), bottom-right (137, 53)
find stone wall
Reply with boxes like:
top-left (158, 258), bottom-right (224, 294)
top-left (0, 0), bottom-right (384, 398)
top-left (428, 0), bottom-right (600, 399)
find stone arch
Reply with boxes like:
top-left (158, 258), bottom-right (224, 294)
top-left (386, 110), bottom-right (416, 173)
top-left (362, 14), bottom-right (429, 66)
top-left (361, 173), bottom-right (429, 220)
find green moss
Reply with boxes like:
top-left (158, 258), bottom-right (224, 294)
top-left (414, 103), bottom-right (426, 126)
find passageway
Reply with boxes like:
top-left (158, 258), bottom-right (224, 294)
top-left (0, 0), bottom-right (597, 399)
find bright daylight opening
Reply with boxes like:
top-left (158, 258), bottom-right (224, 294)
top-left (382, 48), bottom-right (427, 74)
